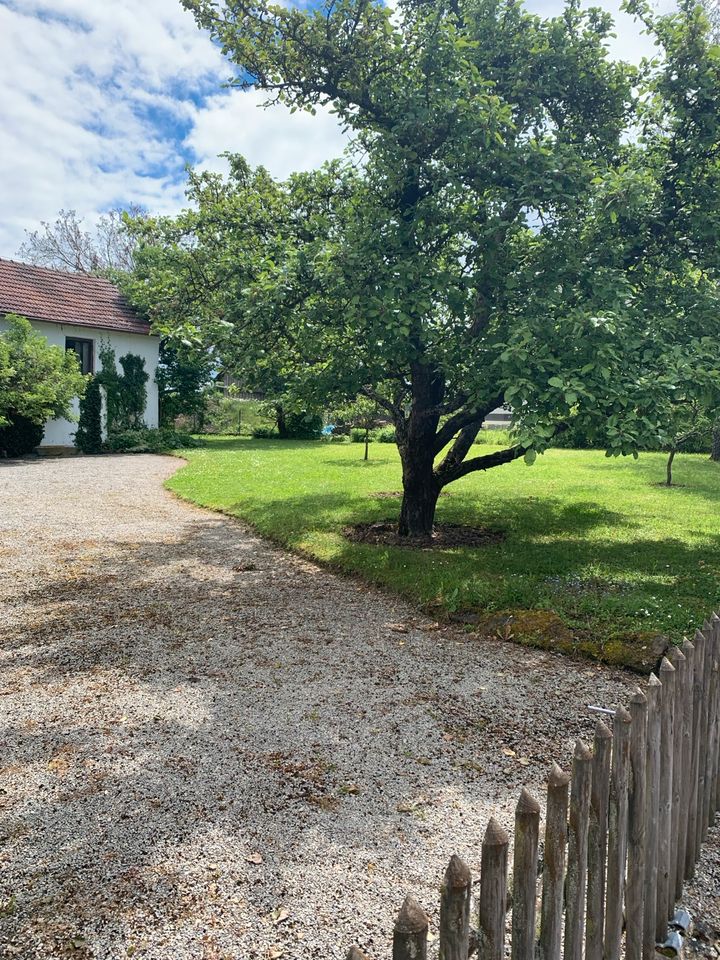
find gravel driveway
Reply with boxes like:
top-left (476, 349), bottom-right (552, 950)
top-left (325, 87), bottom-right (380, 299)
top-left (0, 454), bottom-right (716, 959)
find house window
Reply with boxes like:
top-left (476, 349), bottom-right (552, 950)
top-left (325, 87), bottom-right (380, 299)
top-left (66, 337), bottom-right (94, 375)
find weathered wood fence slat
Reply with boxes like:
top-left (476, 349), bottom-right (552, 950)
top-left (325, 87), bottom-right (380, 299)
top-left (347, 611), bottom-right (720, 960)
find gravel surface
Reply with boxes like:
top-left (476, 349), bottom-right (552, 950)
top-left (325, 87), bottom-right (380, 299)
top-left (0, 454), bottom-right (717, 959)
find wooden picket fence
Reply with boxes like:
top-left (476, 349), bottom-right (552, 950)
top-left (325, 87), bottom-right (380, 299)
top-left (348, 614), bottom-right (720, 960)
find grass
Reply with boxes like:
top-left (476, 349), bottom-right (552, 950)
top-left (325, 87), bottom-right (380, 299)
top-left (168, 437), bottom-right (720, 670)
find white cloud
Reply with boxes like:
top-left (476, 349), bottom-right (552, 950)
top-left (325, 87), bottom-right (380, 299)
top-left (186, 91), bottom-right (349, 180)
top-left (0, 0), bottom-right (347, 257)
top-left (0, 0), bottom-right (678, 260)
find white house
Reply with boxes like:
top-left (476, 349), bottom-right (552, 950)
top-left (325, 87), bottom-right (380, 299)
top-left (0, 258), bottom-right (160, 448)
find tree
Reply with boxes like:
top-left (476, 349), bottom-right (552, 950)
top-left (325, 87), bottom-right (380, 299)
top-left (155, 341), bottom-right (213, 427)
top-left (18, 206), bottom-right (143, 274)
top-left (75, 378), bottom-right (103, 454)
top-left (0, 314), bottom-right (87, 456)
top-left (332, 396), bottom-right (383, 460)
top-left (135, 0), bottom-right (719, 536)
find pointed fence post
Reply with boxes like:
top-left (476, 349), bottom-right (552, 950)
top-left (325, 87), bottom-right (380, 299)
top-left (439, 855), bottom-right (471, 960)
top-left (668, 645), bottom-right (686, 909)
top-left (586, 721), bottom-right (612, 960)
top-left (478, 818), bottom-right (509, 960)
top-left (563, 740), bottom-right (592, 960)
top-left (605, 706), bottom-right (631, 960)
top-left (687, 629), bottom-right (706, 876)
top-left (627, 689), bottom-right (648, 960)
top-left (677, 638), bottom-right (695, 895)
top-left (512, 789), bottom-right (541, 960)
top-left (706, 615), bottom-right (720, 825)
top-left (393, 896), bottom-right (428, 960)
top-left (698, 624), bottom-right (714, 850)
top-left (657, 655), bottom-right (676, 938)
top-left (539, 763), bottom-right (570, 960)
top-left (643, 674), bottom-right (662, 960)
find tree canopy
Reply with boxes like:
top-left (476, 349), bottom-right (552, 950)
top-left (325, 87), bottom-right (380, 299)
top-left (129, 0), bottom-right (720, 535)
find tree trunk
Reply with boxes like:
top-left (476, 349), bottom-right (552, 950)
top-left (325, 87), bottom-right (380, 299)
top-left (712, 422), bottom-right (720, 462)
top-left (666, 449), bottom-right (676, 487)
top-left (275, 404), bottom-right (288, 438)
top-left (398, 443), bottom-right (441, 538)
top-left (364, 426), bottom-right (369, 461)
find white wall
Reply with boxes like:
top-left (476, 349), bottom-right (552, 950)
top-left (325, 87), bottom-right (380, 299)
top-left (0, 316), bottom-right (160, 447)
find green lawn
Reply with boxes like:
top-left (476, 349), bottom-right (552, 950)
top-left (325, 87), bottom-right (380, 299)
top-left (168, 438), bottom-right (720, 670)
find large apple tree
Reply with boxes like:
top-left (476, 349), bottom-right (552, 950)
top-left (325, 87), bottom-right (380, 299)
top-left (131, 0), bottom-right (719, 536)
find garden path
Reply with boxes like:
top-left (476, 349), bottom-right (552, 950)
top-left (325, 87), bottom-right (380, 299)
top-left (0, 455), bottom-right (716, 958)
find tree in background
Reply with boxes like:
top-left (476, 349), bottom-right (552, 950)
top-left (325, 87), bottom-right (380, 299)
top-left (18, 207), bottom-right (143, 274)
top-left (0, 314), bottom-right (87, 457)
top-left (332, 396), bottom-right (383, 460)
top-left (155, 341), bottom-right (213, 428)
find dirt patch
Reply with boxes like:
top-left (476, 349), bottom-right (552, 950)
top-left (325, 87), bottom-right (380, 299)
top-left (370, 490), bottom-right (451, 500)
top-left (344, 521), bottom-right (505, 549)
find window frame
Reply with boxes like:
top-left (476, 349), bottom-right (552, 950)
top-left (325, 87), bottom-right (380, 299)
top-left (65, 336), bottom-right (94, 376)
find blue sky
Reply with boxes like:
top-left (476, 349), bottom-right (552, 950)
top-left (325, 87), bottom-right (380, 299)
top-left (0, 0), bottom-right (673, 259)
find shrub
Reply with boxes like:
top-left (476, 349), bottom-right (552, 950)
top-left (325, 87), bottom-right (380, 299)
top-left (0, 314), bottom-right (86, 456)
top-left (350, 427), bottom-right (369, 443)
top-left (283, 411), bottom-right (324, 439)
top-left (74, 378), bottom-right (103, 453)
top-left (252, 426), bottom-right (279, 439)
top-left (375, 425), bottom-right (396, 443)
top-left (0, 414), bottom-right (44, 458)
top-left (105, 428), bottom-right (202, 453)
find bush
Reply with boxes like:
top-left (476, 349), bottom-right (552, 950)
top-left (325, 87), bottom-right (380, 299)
top-left (105, 428), bottom-right (202, 453)
top-left (74, 378), bottom-right (103, 453)
top-left (375, 425), bottom-right (396, 443)
top-left (252, 426), bottom-right (279, 439)
top-left (283, 411), bottom-right (324, 439)
top-left (0, 413), bottom-right (44, 458)
top-left (350, 427), bottom-right (369, 443)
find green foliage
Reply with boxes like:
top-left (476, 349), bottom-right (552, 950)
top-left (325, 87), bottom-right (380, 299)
top-left (283, 410), bottom-right (323, 440)
top-left (105, 427), bottom-right (202, 453)
top-left (168, 438), bottom-right (720, 664)
top-left (156, 340), bottom-right (212, 426)
top-left (375, 426), bottom-right (396, 443)
top-left (0, 414), bottom-right (45, 458)
top-left (132, 0), bottom-right (720, 532)
top-left (198, 394), bottom-right (274, 435)
top-left (252, 426), bottom-right (280, 439)
top-left (74, 378), bottom-right (103, 454)
top-left (0, 314), bottom-right (86, 456)
top-left (96, 344), bottom-right (149, 433)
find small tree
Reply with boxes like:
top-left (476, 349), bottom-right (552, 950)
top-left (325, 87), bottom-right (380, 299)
top-left (0, 314), bottom-right (87, 456)
top-left (74, 378), bottom-right (103, 454)
top-left (332, 396), bottom-right (382, 460)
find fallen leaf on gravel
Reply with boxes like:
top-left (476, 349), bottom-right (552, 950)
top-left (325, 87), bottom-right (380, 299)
top-left (271, 907), bottom-right (289, 924)
top-left (387, 623), bottom-right (409, 634)
top-left (245, 852), bottom-right (263, 865)
top-left (517, 757), bottom-right (531, 766)
top-left (267, 948), bottom-right (284, 959)
top-left (502, 748), bottom-right (516, 757)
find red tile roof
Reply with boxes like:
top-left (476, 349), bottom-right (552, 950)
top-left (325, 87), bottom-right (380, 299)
top-left (0, 258), bottom-right (152, 336)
